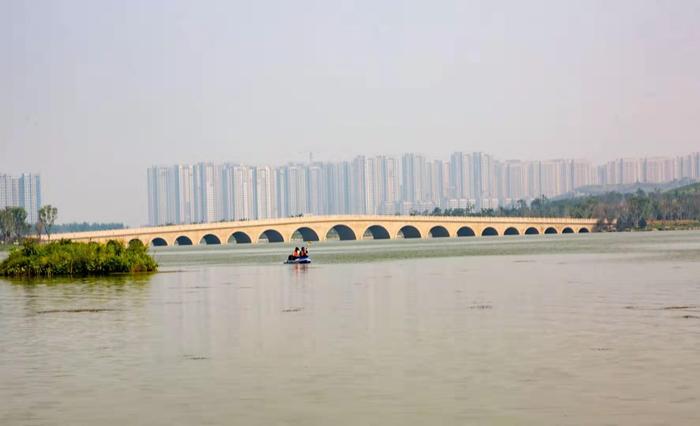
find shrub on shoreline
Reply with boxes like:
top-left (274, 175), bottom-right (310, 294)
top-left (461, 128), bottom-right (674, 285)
top-left (0, 239), bottom-right (158, 278)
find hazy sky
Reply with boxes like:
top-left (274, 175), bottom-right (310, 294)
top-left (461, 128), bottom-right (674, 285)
top-left (1, 0), bottom-right (699, 225)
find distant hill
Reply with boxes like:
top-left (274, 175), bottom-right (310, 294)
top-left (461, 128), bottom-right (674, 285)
top-left (665, 181), bottom-right (700, 196)
top-left (540, 180), bottom-right (700, 231)
top-left (426, 179), bottom-right (700, 231)
top-left (553, 178), bottom-right (698, 200)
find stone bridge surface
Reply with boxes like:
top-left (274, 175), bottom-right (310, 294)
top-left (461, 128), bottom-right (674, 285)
top-left (50, 215), bottom-right (598, 246)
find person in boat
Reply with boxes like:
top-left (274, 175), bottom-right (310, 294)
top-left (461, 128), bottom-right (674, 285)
top-left (300, 247), bottom-right (308, 258)
top-left (288, 247), bottom-right (300, 261)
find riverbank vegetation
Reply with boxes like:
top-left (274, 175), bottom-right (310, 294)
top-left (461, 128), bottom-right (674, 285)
top-left (422, 182), bottom-right (700, 232)
top-left (52, 222), bottom-right (126, 233)
top-left (0, 239), bottom-right (157, 278)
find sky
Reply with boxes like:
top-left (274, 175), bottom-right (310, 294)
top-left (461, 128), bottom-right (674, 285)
top-left (1, 0), bottom-right (699, 226)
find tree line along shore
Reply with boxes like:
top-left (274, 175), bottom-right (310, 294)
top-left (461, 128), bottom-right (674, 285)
top-left (415, 182), bottom-right (700, 232)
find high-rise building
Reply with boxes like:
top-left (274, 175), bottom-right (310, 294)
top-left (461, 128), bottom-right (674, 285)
top-left (255, 166), bottom-right (275, 219)
top-left (364, 157), bottom-right (379, 215)
top-left (222, 164), bottom-right (255, 221)
top-left (175, 165), bottom-right (195, 224)
top-left (325, 161), bottom-right (351, 215)
top-left (275, 166), bottom-right (289, 218)
top-left (469, 152), bottom-right (500, 209)
top-left (147, 165), bottom-right (189, 226)
top-left (677, 152), bottom-right (700, 179)
top-left (448, 152), bottom-right (464, 199)
top-left (620, 158), bottom-right (642, 184)
top-left (0, 175), bottom-right (19, 212)
top-left (307, 163), bottom-right (325, 215)
top-left (0, 173), bottom-right (41, 223)
top-left (503, 161), bottom-right (529, 205)
top-left (537, 160), bottom-right (567, 198)
top-left (18, 174), bottom-right (41, 223)
top-left (426, 159), bottom-right (445, 207)
top-left (571, 160), bottom-right (594, 189)
top-left (448, 152), bottom-right (474, 206)
top-left (379, 156), bottom-right (400, 214)
top-left (283, 164), bottom-right (308, 217)
top-left (193, 163), bottom-right (222, 223)
top-left (350, 156), bottom-right (367, 214)
top-left (401, 153), bottom-right (427, 205)
top-left (147, 166), bottom-right (170, 226)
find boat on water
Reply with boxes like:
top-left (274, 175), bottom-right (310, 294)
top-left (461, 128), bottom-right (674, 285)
top-left (284, 257), bottom-right (311, 264)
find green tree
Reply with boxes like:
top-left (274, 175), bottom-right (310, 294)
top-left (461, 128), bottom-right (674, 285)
top-left (1, 207), bottom-right (28, 243)
top-left (38, 205), bottom-right (58, 240)
top-left (0, 209), bottom-right (11, 244)
top-left (35, 221), bottom-right (45, 239)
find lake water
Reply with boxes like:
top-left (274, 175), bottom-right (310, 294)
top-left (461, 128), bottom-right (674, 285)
top-left (1, 232), bottom-right (700, 425)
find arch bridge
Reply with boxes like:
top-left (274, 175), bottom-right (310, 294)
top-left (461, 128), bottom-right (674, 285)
top-left (50, 215), bottom-right (597, 247)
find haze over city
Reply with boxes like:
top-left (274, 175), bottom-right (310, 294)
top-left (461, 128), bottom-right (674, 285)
top-left (4, 2), bottom-right (700, 425)
top-left (2, 0), bottom-right (699, 226)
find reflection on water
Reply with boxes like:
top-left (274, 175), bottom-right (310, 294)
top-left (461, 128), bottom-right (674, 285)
top-left (1, 231), bottom-right (700, 425)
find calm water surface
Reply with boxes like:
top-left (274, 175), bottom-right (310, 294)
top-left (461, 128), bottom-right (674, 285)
top-left (1, 232), bottom-right (700, 425)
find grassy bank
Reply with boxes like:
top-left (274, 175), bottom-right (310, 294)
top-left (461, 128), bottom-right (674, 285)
top-left (0, 239), bottom-right (157, 278)
top-left (648, 220), bottom-right (700, 231)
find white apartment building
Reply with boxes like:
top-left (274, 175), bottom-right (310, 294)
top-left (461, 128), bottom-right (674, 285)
top-left (0, 173), bottom-right (41, 223)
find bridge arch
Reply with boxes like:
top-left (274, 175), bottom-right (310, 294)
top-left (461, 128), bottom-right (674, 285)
top-left (175, 235), bottom-right (193, 246)
top-left (228, 231), bottom-right (252, 244)
top-left (544, 227), bottom-right (558, 234)
top-left (457, 226), bottom-right (476, 237)
top-left (292, 227), bottom-right (320, 242)
top-left (504, 227), bottom-right (520, 236)
top-left (128, 238), bottom-right (144, 246)
top-left (363, 225), bottom-right (391, 240)
top-left (326, 224), bottom-right (357, 241)
top-left (481, 227), bottom-right (498, 237)
top-left (150, 237), bottom-right (168, 247)
top-left (578, 227), bottom-right (590, 234)
top-left (200, 234), bottom-right (221, 245)
top-left (259, 229), bottom-right (284, 243)
top-left (524, 227), bottom-right (539, 235)
top-left (562, 227), bottom-right (575, 234)
top-left (429, 225), bottom-right (450, 238)
top-left (397, 225), bottom-right (421, 239)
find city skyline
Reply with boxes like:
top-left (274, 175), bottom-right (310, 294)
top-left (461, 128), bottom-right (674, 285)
top-left (148, 151), bottom-right (700, 226)
top-left (2, 149), bottom-right (698, 227)
top-left (4, 0), bottom-right (700, 225)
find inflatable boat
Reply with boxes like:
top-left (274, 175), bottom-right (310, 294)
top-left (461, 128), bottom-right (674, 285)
top-left (284, 257), bottom-right (311, 265)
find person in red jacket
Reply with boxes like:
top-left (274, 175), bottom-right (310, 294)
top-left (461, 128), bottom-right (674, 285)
top-left (288, 247), bottom-right (300, 261)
